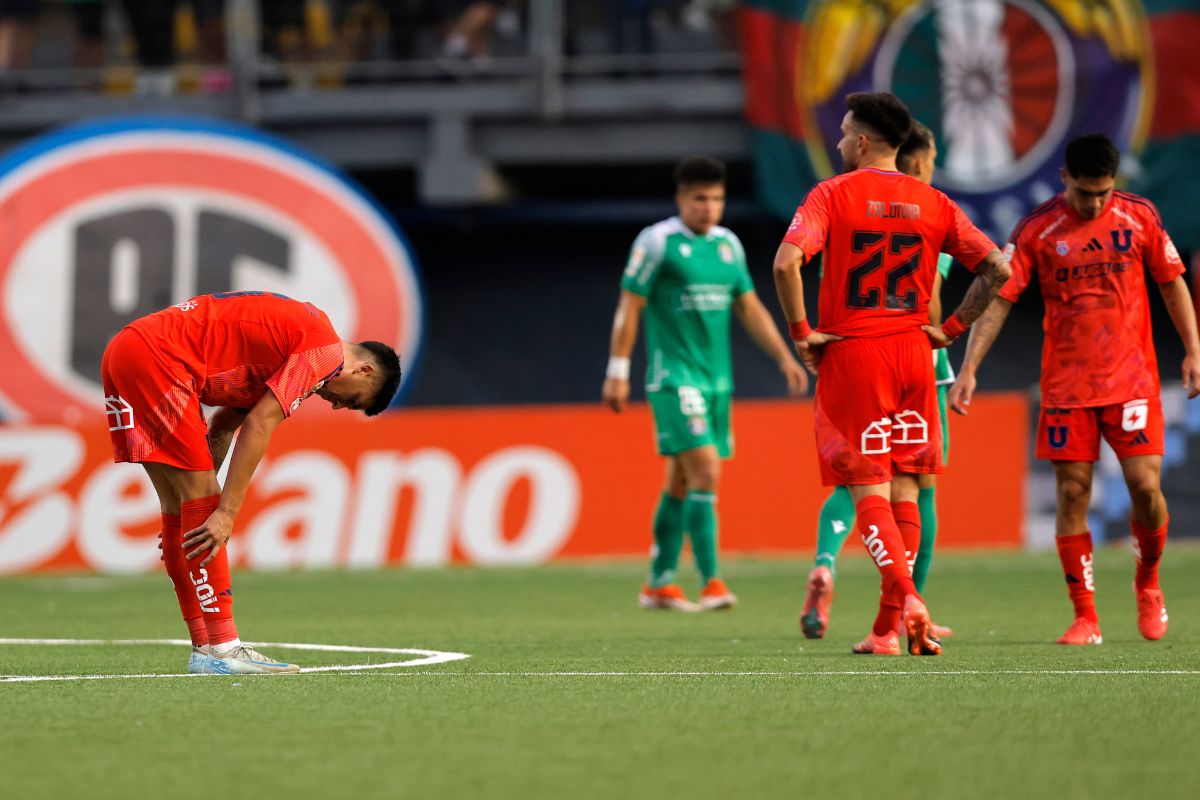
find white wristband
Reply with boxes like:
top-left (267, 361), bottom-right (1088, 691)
top-left (606, 356), bottom-right (631, 380)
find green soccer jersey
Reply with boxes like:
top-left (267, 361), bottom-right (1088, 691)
top-left (934, 253), bottom-right (955, 386)
top-left (621, 217), bottom-right (754, 393)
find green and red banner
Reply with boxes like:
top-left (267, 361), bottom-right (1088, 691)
top-left (740, 0), bottom-right (1200, 251)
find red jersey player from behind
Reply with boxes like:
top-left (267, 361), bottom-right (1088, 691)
top-left (774, 92), bottom-right (1010, 655)
top-left (101, 291), bottom-right (402, 674)
top-left (949, 134), bottom-right (1199, 645)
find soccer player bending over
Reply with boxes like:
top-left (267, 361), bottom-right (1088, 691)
top-left (949, 134), bottom-right (1199, 645)
top-left (774, 92), bottom-right (1009, 655)
top-left (603, 157), bottom-right (808, 612)
top-left (101, 291), bottom-right (402, 673)
top-left (801, 121), bottom-right (955, 647)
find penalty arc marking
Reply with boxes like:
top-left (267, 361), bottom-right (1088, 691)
top-left (0, 638), bottom-right (471, 683)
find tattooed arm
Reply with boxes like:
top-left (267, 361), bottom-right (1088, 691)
top-left (929, 248), bottom-right (1011, 336)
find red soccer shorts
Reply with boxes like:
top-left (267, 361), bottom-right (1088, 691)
top-left (100, 328), bottom-right (214, 471)
top-left (1037, 398), bottom-right (1165, 462)
top-left (813, 329), bottom-right (942, 486)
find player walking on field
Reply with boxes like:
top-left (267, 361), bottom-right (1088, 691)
top-left (949, 134), bottom-right (1199, 645)
top-left (603, 157), bottom-right (808, 612)
top-left (774, 92), bottom-right (1010, 655)
top-left (801, 121), bottom-right (955, 647)
top-left (101, 291), bottom-right (401, 673)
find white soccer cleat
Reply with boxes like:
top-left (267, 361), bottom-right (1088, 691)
top-left (208, 645), bottom-right (301, 675)
top-left (187, 645), bottom-right (214, 674)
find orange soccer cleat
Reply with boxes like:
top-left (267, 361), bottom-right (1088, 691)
top-left (638, 583), bottom-right (701, 612)
top-left (902, 596), bottom-right (942, 656)
top-left (699, 578), bottom-right (738, 611)
top-left (930, 621), bottom-right (955, 639)
top-left (851, 630), bottom-right (901, 656)
top-left (1135, 586), bottom-right (1168, 641)
top-left (1056, 617), bottom-right (1103, 645)
top-left (800, 565), bottom-right (834, 639)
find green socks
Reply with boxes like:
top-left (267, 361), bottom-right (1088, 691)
top-left (815, 486), bottom-right (856, 576)
top-left (649, 493), bottom-right (685, 587)
top-left (684, 490), bottom-right (719, 582)
top-left (913, 486), bottom-right (938, 593)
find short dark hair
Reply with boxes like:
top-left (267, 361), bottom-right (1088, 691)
top-left (1064, 134), bottom-right (1120, 178)
top-left (674, 157), bottom-right (726, 189)
top-left (845, 91), bottom-right (912, 149)
top-left (359, 340), bottom-right (401, 416)
top-left (896, 120), bottom-right (934, 175)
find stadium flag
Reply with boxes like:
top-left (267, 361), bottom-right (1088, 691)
top-left (739, 0), bottom-right (1200, 252)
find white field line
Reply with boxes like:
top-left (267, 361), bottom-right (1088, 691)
top-left (330, 669), bottom-right (1200, 677)
top-left (0, 638), bottom-right (470, 683)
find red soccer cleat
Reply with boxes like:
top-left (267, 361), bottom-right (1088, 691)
top-left (902, 596), bottom-right (942, 656)
top-left (638, 583), bottom-right (700, 612)
top-left (699, 578), bottom-right (738, 611)
top-left (1057, 617), bottom-right (1103, 645)
top-left (800, 565), bottom-right (834, 639)
top-left (851, 630), bottom-right (901, 656)
top-left (1135, 586), bottom-right (1168, 641)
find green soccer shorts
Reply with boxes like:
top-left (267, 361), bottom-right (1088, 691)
top-left (647, 386), bottom-right (733, 458)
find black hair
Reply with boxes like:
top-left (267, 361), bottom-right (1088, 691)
top-left (896, 120), bottom-right (934, 175)
top-left (1064, 134), bottom-right (1120, 178)
top-left (674, 157), bottom-right (726, 189)
top-left (359, 340), bottom-right (402, 416)
top-left (845, 91), bottom-right (912, 149)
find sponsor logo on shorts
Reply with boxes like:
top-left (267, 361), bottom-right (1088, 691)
top-left (1130, 431), bottom-right (1151, 446)
top-left (688, 416), bottom-right (708, 436)
top-left (861, 410), bottom-right (927, 454)
top-left (1122, 399), bottom-right (1148, 432)
top-left (104, 395), bottom-right (134, 432)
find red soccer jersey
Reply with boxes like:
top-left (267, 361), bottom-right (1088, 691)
top-left (783, 168), bottom-right (996, 338)
top-left (1000, 192), bottom-right (1185, 407)
top-left (127, 292), bottom-right (344, 417)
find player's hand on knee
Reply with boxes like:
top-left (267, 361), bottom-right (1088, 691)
top-left (183, 510), bottom-right (234, 567)
top-left (602, 377), bottom-right (630, 413)
top-left (921, 324), bottom-right (952, 349)
top-left (948, 373), bottom-right (976, 415)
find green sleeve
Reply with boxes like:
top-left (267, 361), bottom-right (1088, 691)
top-left (729, 232), bottom-right (755, 295)
top-left (936, 252), bottom-right (953, 280)
top-left (620, 226), bottom-right (667, 297)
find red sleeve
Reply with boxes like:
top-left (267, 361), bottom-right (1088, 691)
top-left (1142, 207), bottom-right (1186, 284)
top-left (266, 342), bottom-right (344, 417)
top-left (998, 232), bottom-right (1034, 303)
top-left (782, 181), bottom-right (831, 258)
top-left (941, 201), bottom-right (997, 272)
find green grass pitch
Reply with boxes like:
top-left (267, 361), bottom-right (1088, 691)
top-left (2, 546), bottom-right (1199, 799)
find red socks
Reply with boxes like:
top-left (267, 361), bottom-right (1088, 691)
top-left (892, 501), bottom-right (921, 571)
top-left (180, 495), bottom-right (238, 646)
top-left (1056, 532), bottom-right (1098, 623)
top-left (161, 512), bottom-right (208, 647)
top-left (1131, 517), bottom-right (1167, 590)
top-left (856, 495), bottom-right (918, 610)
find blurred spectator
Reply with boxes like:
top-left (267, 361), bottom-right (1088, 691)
top-left (439, 0), bottom-right (521, 63)
top-left (0, 0), bottom-right (38, 73)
